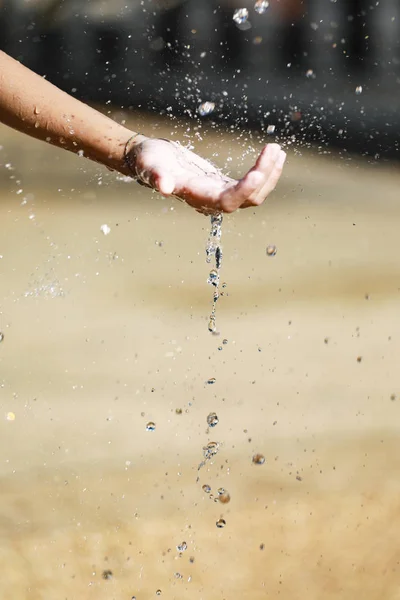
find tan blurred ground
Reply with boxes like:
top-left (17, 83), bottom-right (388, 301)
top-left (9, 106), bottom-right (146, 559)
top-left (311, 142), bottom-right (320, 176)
top-left (1, 113), bottom-right (400, 599)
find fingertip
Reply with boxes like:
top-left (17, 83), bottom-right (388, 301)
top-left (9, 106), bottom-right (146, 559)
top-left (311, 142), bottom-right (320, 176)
top-left (158, 175), bottom-right (175, 196)
top-left (264, 142), bottom-right (281, 154)
top-left (276, 150), bottom-right (287, 169)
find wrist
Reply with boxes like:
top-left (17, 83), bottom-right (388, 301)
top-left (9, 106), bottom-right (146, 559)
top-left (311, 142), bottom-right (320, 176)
top-left (97, 129), bottom-right (147, 176)
top-left (121, 132), bottom-right (147, 177)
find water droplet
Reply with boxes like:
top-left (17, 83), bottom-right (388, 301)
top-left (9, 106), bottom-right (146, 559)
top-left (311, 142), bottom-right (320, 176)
top-left (216, 518), bottom-right (226, 528)
top-left (102, 569), bottom-right (113, 580)
top-left (156, 591), bottom-right (162, 596)
top-left (33, 106), bottom-right (40, 115)
top-left (306, 69), bottom-right (315, 78)
top-left (174, 572), bottom-right (183, 579)
top-left (6, 412), bottom-right (15, 421)
top-left (198, 102), bottom-right (215, 117)
top-left (355, 85), bottom-right (363, 95)
top-left (175, 408), bottom-right (183, 415)
top-left (34, 121), bottom-right (40, 128)
top-left (266, 245), bottom-right (277, 257)
top-left (207, 412), bottom-right (219, 427)
top-left (0, 332), bottom-right (4, 343)
top-left (252, 453), bottom-right (265, 465)
top-left (177, 541), bottom-right (187, 552)
top-left (203, 441), bottom-right (219, 459)
top-left (233, 8), bottom-right (249, 24)
top-left (146, 421), bottom-right (156, 431)
top-left (202, 484), bottom-right (211, 493)
top-left (254, 0), bottom-right (269, 14)
top-left (100, 224), bottom-right (111, 235)
top-left (218, 489), bottom-right (231, 504)
top-left (206, 377), bottom-right (216, 385)
top-left (207, 269), bottom-right (219, 287)
top-left (208, 319), bottom-right (216, 333)
top-left (222, 339), bottom-right (228, 345)
top-left (266, 125), bottom-right (276, 134)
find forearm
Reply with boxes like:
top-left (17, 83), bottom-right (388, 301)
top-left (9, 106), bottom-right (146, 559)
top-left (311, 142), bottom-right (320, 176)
top-left (0, 50), bottom-right (146, 175)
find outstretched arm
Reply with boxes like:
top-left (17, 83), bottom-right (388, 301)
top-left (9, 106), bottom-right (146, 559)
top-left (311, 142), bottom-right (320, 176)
top-left (0, 50), bottom-right (140, 175)
top-left (0, 50), bottom-right (286, 213)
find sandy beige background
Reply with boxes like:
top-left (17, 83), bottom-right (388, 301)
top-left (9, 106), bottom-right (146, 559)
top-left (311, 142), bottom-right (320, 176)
top-left (1, 113), bottom-right (400, 599)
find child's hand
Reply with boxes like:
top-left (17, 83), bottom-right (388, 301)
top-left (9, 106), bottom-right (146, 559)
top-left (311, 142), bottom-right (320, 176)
top-left (126, 138), bottom-right (286, 214)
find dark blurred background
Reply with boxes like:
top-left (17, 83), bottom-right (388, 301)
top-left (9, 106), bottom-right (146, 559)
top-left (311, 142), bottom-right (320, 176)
top-left (0, 0), bottom-right (399, 159)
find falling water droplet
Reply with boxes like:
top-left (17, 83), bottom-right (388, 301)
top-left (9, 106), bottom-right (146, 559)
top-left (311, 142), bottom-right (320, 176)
top-left (207, 269), bottom-right (219, 287)
top-left (198, 102), bottom-right (215, 117)
top-left (254, 0), bottom-right (269, 13)
top-left (252, 453), bottom-right (265, 465)
top-left (100, 224), bottom-right (111, 235)
top-left (218, 490), bottom-right (231, 504)
top-left (266, 125), bottom-right (276, 134)
top-left (233, 8), bottom-right (249, 24)
top-left (306, 69), bottom-right (315, 78)
top-left (202, 484), bottom-right (211, 493)
top-left (203, 441), bottom-right (219, 459)
top-left (146, 421), bottom-right (156, 431)
top-left (266, 245), bottom-right (277, 257)
top-left (216, 518), bottom-right (226, 528)
top-left (0, 332), bottom-right (4, 343)
top-left (206, 377), bottom-right (216, 385)
top-left (102, 570), bottom-right (113, 580)
top-left (177, 541), bottom-right (187, 552)
top-left (207, 412), bottom-right (219, 427)
top-left (156, 590), bottom-right (162, 596)
top-left (355, 85), bottom-right (363, 95)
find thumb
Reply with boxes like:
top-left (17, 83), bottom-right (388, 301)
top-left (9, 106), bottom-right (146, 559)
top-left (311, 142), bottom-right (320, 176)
top-left (157, 174), bottom-right (175, 196)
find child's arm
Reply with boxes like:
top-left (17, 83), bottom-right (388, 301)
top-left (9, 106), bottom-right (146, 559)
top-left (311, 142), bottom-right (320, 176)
top-left (0, 50), bottom-right (286, 213)
top-left (0, 50), bottom-right (140, 175)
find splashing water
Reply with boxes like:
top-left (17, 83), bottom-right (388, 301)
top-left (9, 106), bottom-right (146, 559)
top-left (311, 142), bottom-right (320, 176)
top-left (254, 0), bottom-right (270, 14)
top-left (233, 8), bottom-right (249, 24)
top-left (197, 441), bottom-right (220, 473)
top-left (198, 101), bottom-right (215, 117)
top-left (207, 412), bottom-right (219, 427)
top-left (177, 541), bottom-right (187, 553)
top-left (252, 453), bottom-right (265, 465)
top-left (206, 214), bottom-right (223, 334)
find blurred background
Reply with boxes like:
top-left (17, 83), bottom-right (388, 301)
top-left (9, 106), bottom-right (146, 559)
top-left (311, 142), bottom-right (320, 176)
top-left (1, 2), bottom-right (400, 600)
top-left (0, 0), bottom-right (399, 157)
